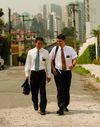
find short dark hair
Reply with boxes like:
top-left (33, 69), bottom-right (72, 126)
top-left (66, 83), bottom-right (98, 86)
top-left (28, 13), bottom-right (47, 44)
top-left (35, 37), bottom-right (44, 43)
top-left (57, 34), bottom-right (65, 40)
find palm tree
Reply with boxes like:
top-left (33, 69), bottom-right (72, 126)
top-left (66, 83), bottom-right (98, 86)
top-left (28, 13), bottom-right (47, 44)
top-left (0, 8), bottom-right (4, 17)
top-left (92, 26), bottom-right (100, 58)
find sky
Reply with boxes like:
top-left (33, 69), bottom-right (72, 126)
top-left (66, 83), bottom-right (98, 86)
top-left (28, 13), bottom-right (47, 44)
top-left (0, 0), bottom-right (83, 20)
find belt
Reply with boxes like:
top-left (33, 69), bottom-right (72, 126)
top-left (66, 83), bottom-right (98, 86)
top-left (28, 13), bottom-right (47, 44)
top-left (31, 69), bottom-right (45, 72)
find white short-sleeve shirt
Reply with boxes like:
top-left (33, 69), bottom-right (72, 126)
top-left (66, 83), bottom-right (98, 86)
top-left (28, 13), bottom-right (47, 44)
top-left (50, 45), bottom-right (77, 70)
top-left (25, 48), bottom-right (51, 77)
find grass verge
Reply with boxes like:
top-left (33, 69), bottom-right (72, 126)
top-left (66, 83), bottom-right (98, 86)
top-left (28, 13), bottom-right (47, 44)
top-left (73, 65), bottom-right (90, 76)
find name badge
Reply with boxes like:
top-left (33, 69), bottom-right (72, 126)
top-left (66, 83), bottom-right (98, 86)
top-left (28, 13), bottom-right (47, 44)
top-left (66, 55), bottom-right (70, 58)
top-left (42, 57), bottom-right (46, 61)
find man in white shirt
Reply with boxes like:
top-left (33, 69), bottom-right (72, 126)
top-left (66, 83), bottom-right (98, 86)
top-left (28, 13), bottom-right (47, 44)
top-left (50, 34), bottom-right (77, 115)
top-left (25, 37), bottom-right (51, 115)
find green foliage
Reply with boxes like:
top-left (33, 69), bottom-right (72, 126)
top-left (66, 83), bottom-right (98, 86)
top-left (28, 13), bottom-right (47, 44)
top-left (65, 37), bottom-right (74, 47)
top-left (0, 8), bottom-right (4, 17)
top-left (61, 27), bottom-right (81, 50)
top-left (0, 35), bottom-right (10, 64)
top-left (30, 18), bottom-right (45, 37)
top-left (78, 44), bottom-right (96, 64)
top-left (92, 26), bottom-right (100, 57)
top-left (0, 19), bottom-right (4, 34)
top-left (17, 52), bottom-right (27, 65)
top-left (74, 65), bottom-right (90, 76)
top-left (93, 57), bottom-right (100, 65)
top-left (61, 27), bottom-right (75, 37)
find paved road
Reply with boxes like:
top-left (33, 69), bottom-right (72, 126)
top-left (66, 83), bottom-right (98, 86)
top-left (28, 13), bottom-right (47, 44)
top-left (0, 66), bottom-right (100, 127)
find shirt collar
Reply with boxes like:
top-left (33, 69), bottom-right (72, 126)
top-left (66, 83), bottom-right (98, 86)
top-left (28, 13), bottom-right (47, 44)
top-left (35, 47), bottom-right (43, 51)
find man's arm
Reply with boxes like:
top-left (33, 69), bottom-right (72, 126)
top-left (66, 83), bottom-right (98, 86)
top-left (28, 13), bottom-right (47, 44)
top-left (45, 52), bottom-right (51, 82)
top-left (72, 58), bottom-right (77, 67)
top-left (25, 52), bottom-right (31, 79)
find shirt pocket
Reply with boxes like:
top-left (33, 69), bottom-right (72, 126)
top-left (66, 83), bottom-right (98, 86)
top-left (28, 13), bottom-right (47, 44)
top-left (40, 56), bottom-right (46, 64)
top-left (66, 55), bottom-right (72, 65)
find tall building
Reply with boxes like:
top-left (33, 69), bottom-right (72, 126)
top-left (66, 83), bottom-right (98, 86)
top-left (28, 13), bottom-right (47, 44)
top-left (42, 5), bottom-right (48, 37)
top-left (50, 4), bottom-right (62, 20)
top-left (84, 0), bottom-right (91, 38)
top-left (47, 4), bottom-right (62, 36)
top-left (11, 12), bottom-right (21, 27)
top-left (76, 1), bottom-right (85, 42)
top-left (84, 0), bottom-right (100, 38)
top-left (47, 12), bottom-right (55, 38)
top-left (64, 2), bottom-right (85, 42)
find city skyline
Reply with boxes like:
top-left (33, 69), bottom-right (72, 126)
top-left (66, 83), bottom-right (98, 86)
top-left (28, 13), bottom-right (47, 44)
top-left (1, 0), bottom-right (83, 20)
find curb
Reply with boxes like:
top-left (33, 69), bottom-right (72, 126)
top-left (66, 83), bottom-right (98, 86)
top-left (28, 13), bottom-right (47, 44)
top-left (87, 77), bottom-right (100, 90)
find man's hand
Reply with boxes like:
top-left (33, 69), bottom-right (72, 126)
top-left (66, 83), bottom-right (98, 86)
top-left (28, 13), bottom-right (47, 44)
top-left (52, 68), bottom-right (58, 76)
top-left (69, 65), bottom-right (74, 70)
top-left (26, 76), bottom-right (29, 80)
top-left (47, 77), bottom-right (51, 83)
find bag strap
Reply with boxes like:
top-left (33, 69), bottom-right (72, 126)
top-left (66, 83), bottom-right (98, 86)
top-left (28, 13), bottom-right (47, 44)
top-left (54, 46), bottom-right (58, 59)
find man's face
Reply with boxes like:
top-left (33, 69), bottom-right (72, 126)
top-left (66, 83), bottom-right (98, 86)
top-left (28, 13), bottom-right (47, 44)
top-left (57, 39), bottom-right (65, 47)
top-left (35, 40), bottom-right (43, 49)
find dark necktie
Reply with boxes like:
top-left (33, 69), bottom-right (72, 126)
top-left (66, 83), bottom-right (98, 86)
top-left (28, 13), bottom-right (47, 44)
top-left (35, 50), bottom-right (40, 71)
top-left (61, 48), bottom-right (66, 70)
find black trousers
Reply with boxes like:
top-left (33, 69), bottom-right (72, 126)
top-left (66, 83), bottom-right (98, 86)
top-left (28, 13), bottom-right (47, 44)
top-left (54, 69), bottom-right (72, 109)
top-left (30, 70), bottom-right (47, 111)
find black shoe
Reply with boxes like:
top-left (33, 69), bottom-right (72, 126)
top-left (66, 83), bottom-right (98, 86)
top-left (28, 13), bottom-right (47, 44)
top-left (33, 104), bottom-right (38, 111)
top-left (56, 109), bottom-right (64, 115)
top-left (64, 107), bottom-right (69, 112)
top-left (40, 110), bottom-right (46, 115)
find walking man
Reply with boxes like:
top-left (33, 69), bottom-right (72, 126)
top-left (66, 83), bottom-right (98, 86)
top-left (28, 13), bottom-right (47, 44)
top-left (50, 34), bottom-right (77, 115)
top-left (25, 37), bottom-right (51, 115)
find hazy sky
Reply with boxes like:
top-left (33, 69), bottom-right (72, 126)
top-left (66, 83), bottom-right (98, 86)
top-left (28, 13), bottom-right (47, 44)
top-left (0, 0), bottom-right (82, 13)
top-left (0, 0), bottom-right (83, 20)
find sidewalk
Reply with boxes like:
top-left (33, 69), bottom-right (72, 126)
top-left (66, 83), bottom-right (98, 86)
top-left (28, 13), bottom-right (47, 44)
top-left (81, 64), bottom-right (100, 78)
top-left (80, 64), bottom-right (100, 90)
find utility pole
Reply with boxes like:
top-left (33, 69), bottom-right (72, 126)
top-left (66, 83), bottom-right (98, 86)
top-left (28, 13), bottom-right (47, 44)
top-left (19, 15), bottom-right (36, 50)
top-left (19, 15), bottom-right (28, 50)
top-left (8, 8), bottom-right (12, 66)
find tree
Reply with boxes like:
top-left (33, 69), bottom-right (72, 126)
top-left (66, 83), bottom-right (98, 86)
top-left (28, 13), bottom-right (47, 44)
top-left (30, 18), bottom-right (45, 37)
top-left (62, 27), bottom-right (75, 37)
top-left (0, 8), bottom-right (4, 34)
top-left (92, 26), bottom-right (100, 58)
top-left (61, 27), bottom-right (76, 47)
top-left (0, 8), bottom-right (4, 17)
top-left (0, 35), bottom-right (10, 64)
top-left (0, 19), bottom-right (4, 34)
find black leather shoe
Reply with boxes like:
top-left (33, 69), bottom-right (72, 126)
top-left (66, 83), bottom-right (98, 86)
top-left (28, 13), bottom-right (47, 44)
top-left (34, 104), bottom-right (38, 111)
top-left (56, 109), bottom-right (64, 115)
top-left (64, 107), bottom-right (69, 112)
top-left (40, 110), bottom-right (46, 115)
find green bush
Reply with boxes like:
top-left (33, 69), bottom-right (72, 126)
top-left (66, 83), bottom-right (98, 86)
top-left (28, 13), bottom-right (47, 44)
top-left (78, 44), bottom-right (96, 64)
top-left (93, 57), bottom-right (100, 65)
top-left (74, 65), bottom-right (90, 76)
top-left (17, 52), bottom-right (27, 65)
